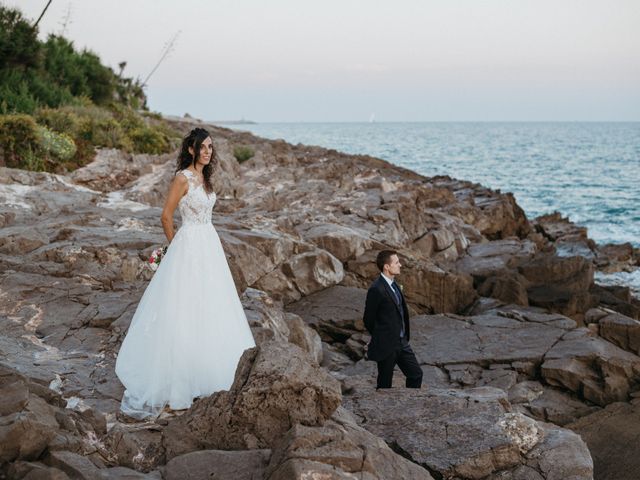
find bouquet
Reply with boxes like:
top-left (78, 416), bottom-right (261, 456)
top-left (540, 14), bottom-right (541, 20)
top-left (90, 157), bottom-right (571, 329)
top-left (148, 246), bottom-right (168, 271)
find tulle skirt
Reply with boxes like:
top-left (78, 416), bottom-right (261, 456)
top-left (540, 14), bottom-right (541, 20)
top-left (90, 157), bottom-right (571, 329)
top-left (115, 223), bottom-right (255, 419)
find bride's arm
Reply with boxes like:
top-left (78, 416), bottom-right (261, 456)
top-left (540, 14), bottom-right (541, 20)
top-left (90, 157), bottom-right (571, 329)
top-left (161, 175), bottom-right (188, 243)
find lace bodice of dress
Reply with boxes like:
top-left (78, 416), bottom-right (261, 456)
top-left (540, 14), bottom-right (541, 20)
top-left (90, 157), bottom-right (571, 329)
top-left (176, 169), bottom-right (216, 226)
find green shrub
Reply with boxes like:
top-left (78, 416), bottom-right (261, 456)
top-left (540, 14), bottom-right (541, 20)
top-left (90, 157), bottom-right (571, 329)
top-left (0, 114), bottom-right (80, 171)
top-left (55, 104), bottom-right (126, 149)
top-left (0, 114), bottom-right (40, 168)
top-left (0, 79), bottom-right (38, 114)
top-left (109, 103), bottom-right (144, 131)
top-left (142, 110), bottom-right (163, 121)
top-left (0, 7), bottom-right (40, 69)
top-left (72, 138), bottom-right (97, 167)
top-left (129, 126), bottom-right (170, 154)
top-left (36, 104), bottom-right (178, 158)
top-left (42, 35), bottom-right (116, 106)
top-left (19, 146), bottom-right (45, 171)
top-left (0, 69), bottom-right (76, 115)
top-left (233, 145), bottom-right (255, 163)
top-left (79, 117), bottom-right (132, 150)
top-left (37, 125), bottom-right (76, 161)
top-left (146, 119), bottom-right (182, 145)
top-left (35, 107), bottom-right (81, 135)
top-left (63, 104), bottom-right (113, 123)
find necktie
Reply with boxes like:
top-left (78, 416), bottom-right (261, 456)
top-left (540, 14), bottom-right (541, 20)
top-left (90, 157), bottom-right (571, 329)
top-left (391, 281), bottom-right (405, 338)
top-left (391, 282), bottom-right (401, 304)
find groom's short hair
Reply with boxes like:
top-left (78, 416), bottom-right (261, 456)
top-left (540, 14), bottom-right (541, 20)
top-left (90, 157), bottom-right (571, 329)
top-left (376, 250), bottom-right (397, 272)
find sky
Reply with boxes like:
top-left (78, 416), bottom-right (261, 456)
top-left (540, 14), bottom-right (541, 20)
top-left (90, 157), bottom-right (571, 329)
top-left (9, 0), bottom-right (640, 122)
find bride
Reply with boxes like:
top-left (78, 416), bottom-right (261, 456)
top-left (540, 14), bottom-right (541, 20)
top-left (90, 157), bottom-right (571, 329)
top-left (115, 127), bottom-right (255, 419)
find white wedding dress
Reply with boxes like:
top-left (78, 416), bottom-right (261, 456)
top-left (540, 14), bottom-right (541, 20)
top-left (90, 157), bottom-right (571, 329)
top-left (115, 169), bottom-right (255, 419)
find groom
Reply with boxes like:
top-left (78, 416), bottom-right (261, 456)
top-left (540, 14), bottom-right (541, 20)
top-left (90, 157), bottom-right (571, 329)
top-left (363, 250), bottom-right (423, 389)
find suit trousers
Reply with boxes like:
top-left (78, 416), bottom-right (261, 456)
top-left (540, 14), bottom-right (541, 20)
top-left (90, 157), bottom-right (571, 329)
top-left (376, 338), bottom-right (423, 389)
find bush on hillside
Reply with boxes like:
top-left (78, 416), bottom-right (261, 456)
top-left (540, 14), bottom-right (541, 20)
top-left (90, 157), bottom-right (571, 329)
top-left (233, 145), bottom-right (255, 163)
top-left (0, 114), bottom-right (40, 168)
top-left (0, 6), bottom-right (180, 172)
top-left (0, 114), bottom-right (78, 171)
top-left (37, 125), bottom-right (77, 161)
top-left (35, 107), bottom-right (82, 135)
top-left (42, 35), bottom-right (116, 105)
top-left (79, 117), bottom-right (132, 150)
top-left (38, 104), bottom-right (180, 155)
top-left (0, 6), bottom-right (146, 113)
top-left (0, 70), bottom-right (81, 115)
top-left (129, 126), bottom-right (171, 154)
top-left (0, 7), bottom-right (40, 69)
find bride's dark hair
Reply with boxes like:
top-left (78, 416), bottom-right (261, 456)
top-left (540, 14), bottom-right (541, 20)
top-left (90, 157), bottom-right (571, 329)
top-left (176, 127), bottom-right (217, 194)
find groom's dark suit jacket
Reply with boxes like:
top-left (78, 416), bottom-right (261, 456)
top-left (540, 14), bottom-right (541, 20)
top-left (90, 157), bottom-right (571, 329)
top-left (363, 275), bottom-right (410, 362)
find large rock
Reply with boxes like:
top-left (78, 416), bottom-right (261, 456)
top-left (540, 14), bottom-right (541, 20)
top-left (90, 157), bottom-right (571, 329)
top-left (284, 250), bottom-right (345, 296)
top-left (508, 381), bottom-right (600, 426)
top-left (286, 286), bottom-right (367, 343)
top-left (163, 341), bottom-right (341, 457)
top-left (344, 386), bottom-right (591, 479)
top-left (431, 177), bottom-right (531, 240)
top-left (534, 211), bottom-right (595, 259)
top-left (486, 423), bottom-right (593, 480)
top-left (70, 149), bottom-right (173, 193)
top-left (456, 239), bottom-right (537, 278)
top-left (255, 249), bottom-right (345, 303)
top-left (591, 284), bottom-right (640, 320)
top-left (401, 258), bottom-right (478, 313)
top-left (411, 308), bottom-right (575, 368)
top-left (4, 461), bottom-right (71, 479)
top-left (241, 288), bottom-right (290, 344)
top-left (597, 311), bottom-right (640, 355)
top-left (102, 425), bottom-right (165, 472)
top-left (265, 407), bottom-right (434, 480)
top-left (0, 364), bottom-right (102, 469)
top-left (284, 313), bottom-right (323, 365)
top-left (0, 394), bottom-right (58, 465)
top-left (477, 272), bottom-right (530, 306)
top-left (569, 399), bottom-right (640, 480)
top-left (456, 239), bottom-right (538, 306)
top-left (520, 254), bottom-right (595, 317)
top-left (298, 222), bottom-right (376, 262)
top-left (71, 140), bottom-right (241, 202)
top-left (541, 328), bottom-right (640, 406)
top-left (45, 451), bottom-right (101, 480)
top-left (165, 450), bottom-right (270, 480)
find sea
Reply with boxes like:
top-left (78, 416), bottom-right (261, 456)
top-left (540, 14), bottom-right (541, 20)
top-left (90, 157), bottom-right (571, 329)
top-left (228, 122), bottom-right (640, 295)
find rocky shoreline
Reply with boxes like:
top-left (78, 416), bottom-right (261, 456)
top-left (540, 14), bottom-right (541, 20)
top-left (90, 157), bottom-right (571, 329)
top-left (1, 118), bottom-right (639, 479)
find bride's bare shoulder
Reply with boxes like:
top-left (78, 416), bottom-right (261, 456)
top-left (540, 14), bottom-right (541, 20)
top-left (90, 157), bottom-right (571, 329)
top-left (170, 171), bottom-right (189, 194)
top-left (174, 170), bottom-right (191, 183)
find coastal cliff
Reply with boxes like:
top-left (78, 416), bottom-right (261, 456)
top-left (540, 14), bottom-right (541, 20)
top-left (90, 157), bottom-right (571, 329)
top-left (1, 118), bottom-right (639, 479)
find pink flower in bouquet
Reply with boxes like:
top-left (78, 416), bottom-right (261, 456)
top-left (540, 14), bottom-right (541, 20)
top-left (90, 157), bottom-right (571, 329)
top-left (148, 246), bottom-right (168, 272)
